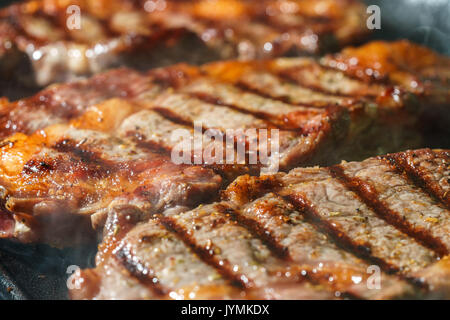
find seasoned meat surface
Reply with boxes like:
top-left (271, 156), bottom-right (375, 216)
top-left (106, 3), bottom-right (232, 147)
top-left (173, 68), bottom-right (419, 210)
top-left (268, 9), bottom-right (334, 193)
top-left (71, 149), bottom-right (450, 299)
top-left (0, 40), bottom-right (449, 245)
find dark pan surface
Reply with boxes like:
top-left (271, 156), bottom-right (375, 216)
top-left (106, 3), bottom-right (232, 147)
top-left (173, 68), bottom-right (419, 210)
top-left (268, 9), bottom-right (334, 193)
top-left (0, 0), bottom-right (449, 300)
top-left (0, 240), bottom-right (96, 300)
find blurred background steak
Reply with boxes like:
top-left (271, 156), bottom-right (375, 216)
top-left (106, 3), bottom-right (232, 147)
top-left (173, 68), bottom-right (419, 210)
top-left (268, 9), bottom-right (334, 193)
top-left (0, 0), bottom-right (369, 96)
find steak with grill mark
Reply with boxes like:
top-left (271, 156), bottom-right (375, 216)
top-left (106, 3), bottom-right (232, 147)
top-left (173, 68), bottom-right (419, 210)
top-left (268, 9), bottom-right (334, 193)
top-left (0, 0), bottom-right (369, 90)
top-left (384, 149), bottom-right (450, 210)
top-left (71, 149), bottom-right (450, 299)
top-left (0, 40), bottom-right (449, 245)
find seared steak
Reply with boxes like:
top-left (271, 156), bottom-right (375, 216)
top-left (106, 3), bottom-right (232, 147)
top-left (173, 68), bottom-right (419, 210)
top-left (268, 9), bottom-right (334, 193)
top-left (71, 149), bottom-right (450, 299)
top-left (0, 40), bottom-right (449, 245)
top-left (0, 0), bottom-right (368, 91)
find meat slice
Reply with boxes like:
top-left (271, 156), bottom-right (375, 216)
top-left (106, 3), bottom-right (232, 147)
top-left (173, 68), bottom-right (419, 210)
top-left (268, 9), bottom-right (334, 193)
top-left (0, 0), bottom-right (369, 90)
top-left (73, 149), bottom-right (450, 300)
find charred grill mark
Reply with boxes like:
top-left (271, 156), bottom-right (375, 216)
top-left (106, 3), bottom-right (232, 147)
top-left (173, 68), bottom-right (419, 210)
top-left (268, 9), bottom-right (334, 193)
top-left (281, 191), bottom-right (402, 275)
top-left (21, 155), bottom-right (108, 182)
top-left (151, 106), bottom-right (194, 127)
top-left (158, 205), bottom-right (345, 297)
top-left (384, 152), bottom-right (450, 210)
top-left (274, 66), bottom-right (359, 98)
top-left (127, 132), bottom-right (173, 156)
top-left (235, 80), bottom-right (325, 109)
top-left (151, 94), bottom-right (278, 134)
top-left (113, 244), bottom-right (167, 297)
top-left (186, 87), bottom-right (332, 135)
top-left (215, 204), bottom-right (290, 260)
top-left (185, 91), bottom-right (286, 130)
top-left (26, 90), bottom-right (85, 121)
top-left (328, 165), bottom-right (449, 257)
top-left (51, 138), bottom-right (115, 178)
top-left (54, 139), bottom-right (106, 165)
top-left (22, 159), bottom-right (55, 175)
top-left (159, 216), bottom-right (248, 289)
top-left (120, 116), bottom-right (260, 180)
top-left (145, 104), bottom-right (280, 170)
top-left (135, 140), bottom-right (172, 156)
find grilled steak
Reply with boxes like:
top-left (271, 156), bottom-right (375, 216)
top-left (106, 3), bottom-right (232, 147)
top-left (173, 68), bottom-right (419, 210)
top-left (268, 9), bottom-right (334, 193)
top-left (70, 149), bottom-right (450, 300)
top-left (0, 0), bottom-right (368, 92)
top-left (0, 40), bottom-right (449, 245)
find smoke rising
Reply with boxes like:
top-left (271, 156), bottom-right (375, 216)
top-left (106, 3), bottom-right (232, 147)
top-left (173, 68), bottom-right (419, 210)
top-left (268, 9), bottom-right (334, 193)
top-left (365, 0), bottom-right (450, 55)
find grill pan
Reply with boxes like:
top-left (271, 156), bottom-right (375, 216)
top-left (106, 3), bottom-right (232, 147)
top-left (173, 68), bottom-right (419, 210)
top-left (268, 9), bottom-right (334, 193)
top-left (0, 0), bottom-right (449, 300)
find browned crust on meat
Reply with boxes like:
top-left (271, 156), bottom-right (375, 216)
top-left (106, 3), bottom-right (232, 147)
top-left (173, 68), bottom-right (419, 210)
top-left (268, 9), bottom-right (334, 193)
top-left (328, 164), bottom-right (448, 257)
top-left (73, 150), bottom-right (450, 300)
top-left (281, 190), bottom-right (403, 275)
top-left (113, 243), bottom-right (168, 297)
top-left (383, 149), bottom-right (450, 210)
top-left (159, 214), bottom-right (249, 289)
top-left (0, 41), bottom-right (447, 250)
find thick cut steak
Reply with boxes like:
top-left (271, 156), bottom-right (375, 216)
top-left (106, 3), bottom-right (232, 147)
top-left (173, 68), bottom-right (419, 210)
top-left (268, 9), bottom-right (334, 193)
top-left (71, 149), bottom-right (450, 299)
